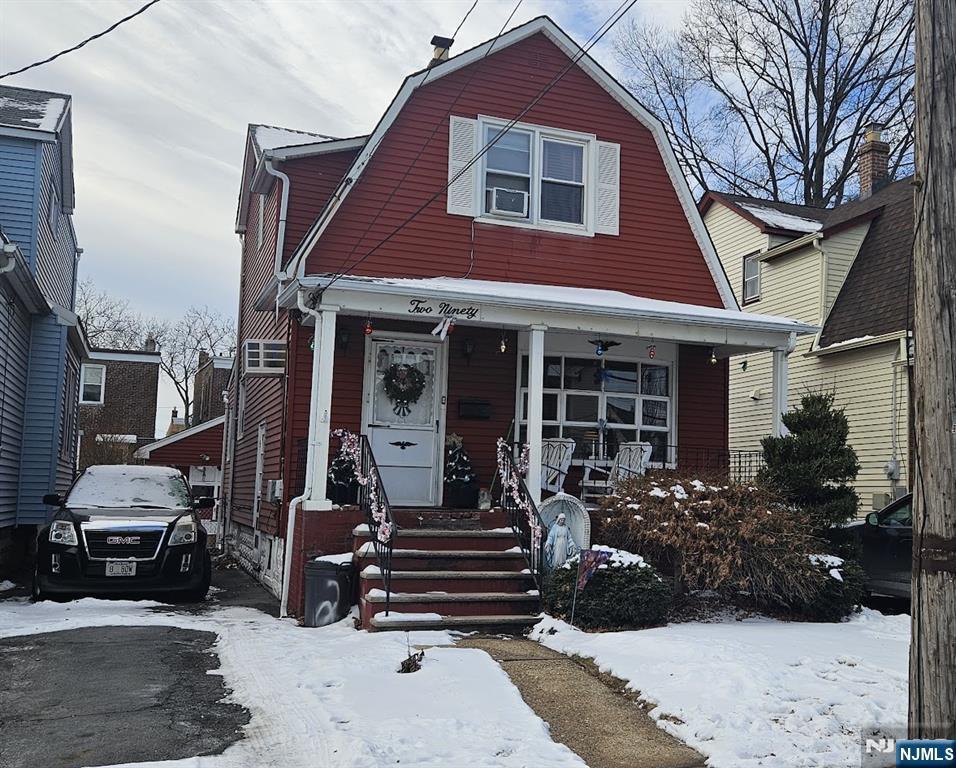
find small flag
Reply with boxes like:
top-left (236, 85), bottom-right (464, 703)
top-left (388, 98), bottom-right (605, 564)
top-left (576, 549), bottom-right (612, 591)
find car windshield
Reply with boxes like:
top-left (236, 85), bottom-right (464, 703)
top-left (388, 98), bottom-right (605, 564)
top-left (66, 466), bottom-right (191, 512)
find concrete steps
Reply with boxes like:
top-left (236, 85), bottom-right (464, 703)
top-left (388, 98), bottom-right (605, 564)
top-left (356, 508), bottom-right (541, 632)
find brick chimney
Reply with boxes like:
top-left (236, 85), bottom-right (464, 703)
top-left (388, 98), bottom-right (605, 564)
top-left (166, 407), bottom-right (186, 436)
top-left (857, 123), bottom-right (890, 199)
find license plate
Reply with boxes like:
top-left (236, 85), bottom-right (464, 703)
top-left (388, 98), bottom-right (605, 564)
top-left (105, 561), bottom-right (136, 577)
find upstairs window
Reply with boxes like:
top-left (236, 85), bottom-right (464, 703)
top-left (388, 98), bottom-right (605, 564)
top-left (48, 182), bottom-right (59, 230)
top-left (80, 364), bottom-right (106, 404)
top-left (448, 116), bottom-right (619, 236)
top-left (244, 339), bottom-right (285, 376)
top-left (743, 252), bottom-right (761, 303)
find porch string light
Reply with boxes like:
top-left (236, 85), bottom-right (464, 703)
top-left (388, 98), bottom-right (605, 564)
top-left (495, 438), bottom-right (542, 569)
top-left (331, 429), bottom-right (392, 543)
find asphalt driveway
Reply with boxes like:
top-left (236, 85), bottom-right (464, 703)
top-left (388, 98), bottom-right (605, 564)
top-left (0, 562), bottom-right (276, 768)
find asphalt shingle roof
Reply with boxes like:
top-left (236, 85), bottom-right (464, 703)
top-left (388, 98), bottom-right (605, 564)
top-left (0, 84), bottom-right (70, 132)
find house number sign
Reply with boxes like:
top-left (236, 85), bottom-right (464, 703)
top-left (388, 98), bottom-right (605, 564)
top-left (406, 298), bottom-right (481, 321)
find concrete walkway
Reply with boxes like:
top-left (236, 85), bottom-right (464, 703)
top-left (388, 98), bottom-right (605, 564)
top-left (458, 637), bottom-right (705, 768)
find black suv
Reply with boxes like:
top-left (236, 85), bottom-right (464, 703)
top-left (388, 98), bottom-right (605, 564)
top-left (857, 493), bottom-right (913, 599)
top-left (34, 465), bottom-right (213, 601)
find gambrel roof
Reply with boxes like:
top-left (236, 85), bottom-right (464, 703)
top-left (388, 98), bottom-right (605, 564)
top-left (281, 15), bottom-right (737, 310)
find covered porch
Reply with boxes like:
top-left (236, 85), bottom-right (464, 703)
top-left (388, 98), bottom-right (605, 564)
top-left (277, 275), bottom-right (815, 509)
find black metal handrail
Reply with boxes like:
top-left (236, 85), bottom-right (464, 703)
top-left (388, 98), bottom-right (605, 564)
top-left (356, 434), bottom-right (395, 615)
top-left (496, 440), bottom-right (547, 588)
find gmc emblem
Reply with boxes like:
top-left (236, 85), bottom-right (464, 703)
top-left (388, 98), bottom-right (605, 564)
top-left (106, 536), bottom-right (141, 545)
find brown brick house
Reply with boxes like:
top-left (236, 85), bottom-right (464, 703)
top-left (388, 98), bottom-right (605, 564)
top-left (78, 343), bottom-right (161, 470)
top-left (193, 352), bottom-right (233, 425)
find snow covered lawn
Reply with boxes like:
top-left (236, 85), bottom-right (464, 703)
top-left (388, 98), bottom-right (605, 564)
top-left (0, 597), bottom-right (584, 768)
top-left (532, 610), bottom-right (909, 768)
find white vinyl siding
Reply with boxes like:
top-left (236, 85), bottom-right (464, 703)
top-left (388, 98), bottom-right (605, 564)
top-left (703, 203), bottom-right (769, 306)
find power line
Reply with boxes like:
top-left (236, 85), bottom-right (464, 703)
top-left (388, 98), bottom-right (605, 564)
top-left (323, 0), bottom-right (522, 285)
top-left (0, 0), bottom-right (164, 81)
top-left (453, 0), bottom-right (481, 39)
top-left (322, 0), bottom-right (637, 292)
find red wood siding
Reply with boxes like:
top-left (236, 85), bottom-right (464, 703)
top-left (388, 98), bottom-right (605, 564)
top-left (677, 344), bottom-right (729, 473)
top-left (284, 317), bottom-right (517, 513)
top-left (283, 150), bottom-right (360, 256)
top-left (305, 32), bottom-right (722, 307)
top-left (146, 422), bottom-right (224, 469)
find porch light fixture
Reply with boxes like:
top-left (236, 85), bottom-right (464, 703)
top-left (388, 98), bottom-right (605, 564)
top-left (463, 337), bottom-right (475, 364)
top-left (499, 333), bottom-right (508, 354)
top-left (337, 327), bottom-right (351, 353)
top-left (709, 348), bottom-right (718, 365)
top-left (588, 338), bottom-right (620, 357)
top-left (363, 318), bottom-right (374, 336)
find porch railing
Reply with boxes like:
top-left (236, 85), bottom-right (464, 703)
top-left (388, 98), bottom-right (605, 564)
top-left (664, 444), bottom-right (766, 482)
top-left (331, 430), bottom-right (396, 615)
top-left (496, 440), bottom-right (547, 588)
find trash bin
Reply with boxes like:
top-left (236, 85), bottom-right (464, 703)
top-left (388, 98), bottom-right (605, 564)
top-left (303, 558), bottom-right (354, 628)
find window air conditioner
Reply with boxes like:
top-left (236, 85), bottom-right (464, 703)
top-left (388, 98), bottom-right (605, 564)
top-left (490, 188), bottom-right (529, 217)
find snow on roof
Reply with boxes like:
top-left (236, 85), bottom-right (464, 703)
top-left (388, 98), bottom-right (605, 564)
top-left (310, 275), bottom-right (816, 334)
top-left (0, 85), bottom-right (69, 132)
top-left (738, 203), bottom-right (823, 233)
top-left (252, 124), bottom-right (339, 154)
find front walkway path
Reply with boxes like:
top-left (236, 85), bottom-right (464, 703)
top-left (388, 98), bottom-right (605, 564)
top-left (458, 637), bottom-right (706, 768)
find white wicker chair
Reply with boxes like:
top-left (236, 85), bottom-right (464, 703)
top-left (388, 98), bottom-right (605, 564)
top-left (581, 441), bottom-right (653, 503)
top-left (541, 438), bottom-right (575, 494)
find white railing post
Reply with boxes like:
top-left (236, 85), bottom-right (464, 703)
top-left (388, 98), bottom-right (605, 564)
top-left (526, 325), bottom-right (547, 504)
top-left (771, 346), bottom-right (789, 437)
top-left (310, 307), bottom-right (338, 507)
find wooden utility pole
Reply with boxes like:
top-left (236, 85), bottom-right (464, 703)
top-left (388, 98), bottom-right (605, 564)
top-left (910, 0), bottom-right (956, 739)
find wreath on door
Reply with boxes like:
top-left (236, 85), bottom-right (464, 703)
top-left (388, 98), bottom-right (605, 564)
top-left (382, 363), bottom-right (426, 417)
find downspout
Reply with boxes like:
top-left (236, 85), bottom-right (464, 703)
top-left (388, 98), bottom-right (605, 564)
top-left (279, 287), bottom-right (323, 617)
top-left (264, 158), bottom-right (291, 319)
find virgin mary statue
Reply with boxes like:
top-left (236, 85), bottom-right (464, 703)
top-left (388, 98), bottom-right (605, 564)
top-left (545, 513), bottom-right (578, 569)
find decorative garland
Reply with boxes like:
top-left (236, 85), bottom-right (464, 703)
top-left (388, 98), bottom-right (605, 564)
top-left (332, 429), bottom-right (393, 544)
top-left (382, 363), bottom-right (426, 417)
top-left (496, 438), bottom-right (543, 572)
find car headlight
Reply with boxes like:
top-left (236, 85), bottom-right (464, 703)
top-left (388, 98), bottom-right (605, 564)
top-left (169, 520), bottom-right (197, 546)
top-left (49, 520), bottom-right (77, 546)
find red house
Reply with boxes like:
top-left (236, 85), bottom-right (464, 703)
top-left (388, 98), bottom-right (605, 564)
top-left (222, 17), bottom-right (813, 627)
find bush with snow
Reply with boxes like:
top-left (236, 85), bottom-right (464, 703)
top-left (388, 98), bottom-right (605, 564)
top-left (543, 546), bottom-right (672, 630)
top-left (599, 477), bottom-right (863, 620)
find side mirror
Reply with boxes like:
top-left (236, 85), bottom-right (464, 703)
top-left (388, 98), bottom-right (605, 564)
top-left (194, 496), bottom-right (215, 510)
top-left (43, 493), bottom-right (63, 506)
top-left (866, 512), bottom-right (880, 526)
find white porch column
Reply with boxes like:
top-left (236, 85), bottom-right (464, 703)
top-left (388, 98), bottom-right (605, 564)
top-left (525, 325), bottom-right (547, 504)
top-left (308, 307), bottom-right (338, 509)
top-left (771, 347), bottom-right (789, 437)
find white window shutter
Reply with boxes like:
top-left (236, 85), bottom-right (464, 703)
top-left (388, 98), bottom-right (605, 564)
top-left (595, 141), bottom-right (620, 235)
top-left (447, 116), bottom-right (479, 216)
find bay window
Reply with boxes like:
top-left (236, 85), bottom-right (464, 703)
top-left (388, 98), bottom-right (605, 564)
top-left (518, 355), bottom-right (673, 463)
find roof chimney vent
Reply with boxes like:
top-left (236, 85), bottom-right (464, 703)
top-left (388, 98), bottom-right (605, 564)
top-left (429, 35), bottom-right (454, 68)
top-left (144, 334), bottom-right (157, 353)
top-left (857, 122), bottom-right (890, 199)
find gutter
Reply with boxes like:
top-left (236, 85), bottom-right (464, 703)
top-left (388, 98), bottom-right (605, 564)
top-left (279, 288), bottom-right (324, 618)
top-left (756, 231), bottom-right (823, 262)
top-left (263, 158), bottom-right (291, 281)
top-left (805, 331), bottom-right (907, 357)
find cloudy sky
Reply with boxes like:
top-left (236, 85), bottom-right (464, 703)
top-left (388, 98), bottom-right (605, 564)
top-left (1, 0), bottom-right (687, 435)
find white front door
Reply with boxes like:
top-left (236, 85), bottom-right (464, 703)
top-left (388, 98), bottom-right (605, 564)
top-left (363, 337), bottom-right (446, 506)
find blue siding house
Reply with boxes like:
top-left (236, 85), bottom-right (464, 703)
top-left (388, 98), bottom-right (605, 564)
top-left (0, 85), bottom-right (88, 563)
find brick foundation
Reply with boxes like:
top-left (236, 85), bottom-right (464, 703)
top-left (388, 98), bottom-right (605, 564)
top-left (285, 505), bottom-right (364, 619)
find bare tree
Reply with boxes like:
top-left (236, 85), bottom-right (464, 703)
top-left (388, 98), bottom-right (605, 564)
top-left (153, 306), bottom-right (236, 427)
top-left (616, 0), bottom-right (915, 205)
top-left (76, 278), bottom-right (149, 349)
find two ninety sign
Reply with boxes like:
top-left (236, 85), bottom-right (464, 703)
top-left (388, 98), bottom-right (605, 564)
top-left (407, 298), bottom-right (480, 321)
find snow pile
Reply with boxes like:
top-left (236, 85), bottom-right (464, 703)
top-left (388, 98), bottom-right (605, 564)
top-left (0, 580), bottom-right (16, 592)
top-left (66, 465), bottom-right (191, 509)
top-left (312, 552), bottom-right (354, 565)
top-left (738, 203), bottom-right (823, 233)
top-left (532, 610), bottom-right (909, 767)
top-left (0, 94), bottom-right (67, 132)
top-left (0, 599), bottom-right (585, 768)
